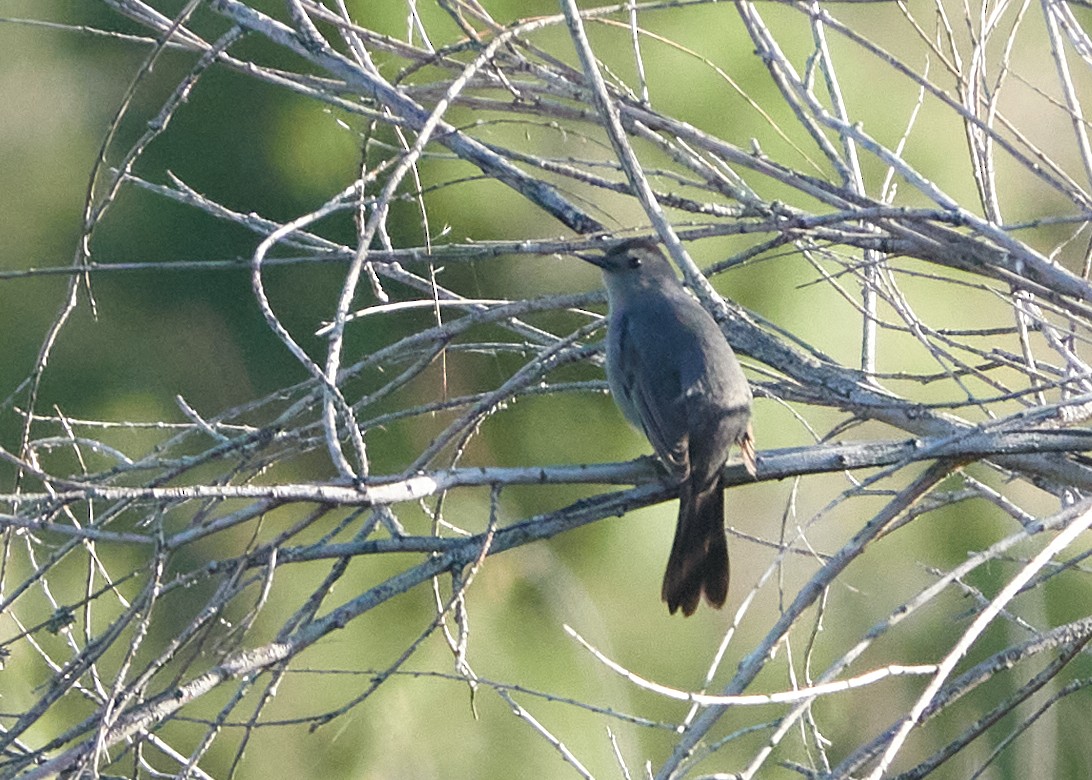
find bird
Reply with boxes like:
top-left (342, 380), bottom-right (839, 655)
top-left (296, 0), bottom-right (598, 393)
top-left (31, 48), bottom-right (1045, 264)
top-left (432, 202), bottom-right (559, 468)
top-left (582, 239), bottom-right (756, 616)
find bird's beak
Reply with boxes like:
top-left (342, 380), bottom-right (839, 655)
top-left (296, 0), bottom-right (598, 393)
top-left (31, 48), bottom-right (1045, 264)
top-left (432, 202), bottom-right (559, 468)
top-left (575, 251), bottom-right (607, 269)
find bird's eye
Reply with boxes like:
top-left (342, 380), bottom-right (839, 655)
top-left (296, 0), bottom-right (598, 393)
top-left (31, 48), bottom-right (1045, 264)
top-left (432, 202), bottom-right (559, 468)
top-left (629, 256), bottom-right (641, 269)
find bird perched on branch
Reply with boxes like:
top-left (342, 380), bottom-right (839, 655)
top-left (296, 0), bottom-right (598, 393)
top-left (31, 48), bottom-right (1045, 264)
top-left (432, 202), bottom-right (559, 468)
top-left (581, 239), bottom-right (756, 616)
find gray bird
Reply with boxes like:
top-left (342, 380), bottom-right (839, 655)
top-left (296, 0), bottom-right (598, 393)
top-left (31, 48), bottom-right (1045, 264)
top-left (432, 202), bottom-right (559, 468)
top-left (583, 239), bottom-right (756, 616)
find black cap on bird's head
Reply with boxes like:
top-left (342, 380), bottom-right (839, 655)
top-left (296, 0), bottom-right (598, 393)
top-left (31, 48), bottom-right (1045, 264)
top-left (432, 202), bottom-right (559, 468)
top-left (576, 238), bottom-right (678, 282)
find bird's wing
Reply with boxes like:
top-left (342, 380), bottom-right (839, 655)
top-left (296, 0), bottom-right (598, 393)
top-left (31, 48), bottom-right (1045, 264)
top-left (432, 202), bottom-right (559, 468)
top-left (615, 308), bottom-right (691, 481)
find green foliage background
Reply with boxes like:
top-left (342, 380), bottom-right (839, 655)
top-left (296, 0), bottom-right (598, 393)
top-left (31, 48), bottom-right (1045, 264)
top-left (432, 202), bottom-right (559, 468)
top-left (2, 1), bottom-right (1092, 778)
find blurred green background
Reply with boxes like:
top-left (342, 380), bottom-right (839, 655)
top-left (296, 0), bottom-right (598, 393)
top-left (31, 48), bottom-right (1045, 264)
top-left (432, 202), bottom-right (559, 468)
top-left (3, 1), bottom-right (1091, 778)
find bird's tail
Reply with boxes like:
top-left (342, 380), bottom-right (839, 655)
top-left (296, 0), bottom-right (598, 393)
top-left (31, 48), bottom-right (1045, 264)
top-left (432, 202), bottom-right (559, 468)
top-left (661, 478), bottom-right (728, 616)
